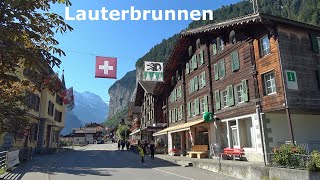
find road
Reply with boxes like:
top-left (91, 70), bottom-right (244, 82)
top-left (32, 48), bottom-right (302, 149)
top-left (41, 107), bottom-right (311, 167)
top-left (2, 143), bottom-right (238, 180)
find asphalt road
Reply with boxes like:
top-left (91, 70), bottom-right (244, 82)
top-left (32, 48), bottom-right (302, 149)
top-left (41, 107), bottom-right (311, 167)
top-left (2, 143), bottom-right (238, 180)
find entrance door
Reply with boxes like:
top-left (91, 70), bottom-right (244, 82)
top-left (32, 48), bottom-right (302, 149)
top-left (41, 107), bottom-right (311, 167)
top-left (231, 125), bottom-right (239, 148)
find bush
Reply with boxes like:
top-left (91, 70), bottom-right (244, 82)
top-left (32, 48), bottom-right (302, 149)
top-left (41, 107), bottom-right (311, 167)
top-left (272, 144), bottom-right (306, 167)
top-left (307, 151), bottom-right (320, 171)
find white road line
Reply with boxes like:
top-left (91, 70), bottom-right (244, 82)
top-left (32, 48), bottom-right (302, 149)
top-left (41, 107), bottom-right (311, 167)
top-left (152, 168), bottom-right (195, 180)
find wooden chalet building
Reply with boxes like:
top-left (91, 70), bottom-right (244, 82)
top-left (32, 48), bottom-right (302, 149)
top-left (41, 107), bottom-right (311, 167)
top-left (134, 81), bottom-right (166, 142)
top-left (128, 102), bottom-right (141, 144)
top-left (154, 13), bottom-right (320, 162)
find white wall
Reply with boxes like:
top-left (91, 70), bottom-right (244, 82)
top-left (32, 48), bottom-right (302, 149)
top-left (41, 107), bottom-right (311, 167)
top-left (265, 113), bottom-right (320, 148)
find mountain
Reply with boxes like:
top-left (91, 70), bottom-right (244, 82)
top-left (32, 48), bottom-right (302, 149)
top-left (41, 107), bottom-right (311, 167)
top-left (73, 91), bottom-right (108, 124)
top-left (61, 111), bottom-right (83, 135)
top-left (61, 91), bottom-right (108, 135)
top-left (106, 0), bottom-right (320, 127)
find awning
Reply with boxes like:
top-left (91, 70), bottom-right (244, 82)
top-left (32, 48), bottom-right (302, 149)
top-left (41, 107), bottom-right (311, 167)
top-left (153, 119), bottom-right (204, 136)
top-left (129, 129), bottom-right (141, 136)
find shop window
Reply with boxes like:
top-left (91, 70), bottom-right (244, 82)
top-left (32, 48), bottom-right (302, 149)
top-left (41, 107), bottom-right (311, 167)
top-left (260, 35), bottom-right (271, 57)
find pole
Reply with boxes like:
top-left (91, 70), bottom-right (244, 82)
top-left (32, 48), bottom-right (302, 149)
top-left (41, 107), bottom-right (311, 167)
top-left (256, 106), bottom-right (267, 166)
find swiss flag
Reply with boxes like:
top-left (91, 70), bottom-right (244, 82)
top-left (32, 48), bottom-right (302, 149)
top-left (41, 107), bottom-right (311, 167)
top-left (95, 56), bottom-right (117, 79)
top-left (61, 87), bottom-right (74, 104)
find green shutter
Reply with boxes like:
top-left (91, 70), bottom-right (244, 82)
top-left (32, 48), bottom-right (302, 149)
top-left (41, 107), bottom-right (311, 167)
top-left (171, 92), bottom-right (174, 102)
top-left (178, 86), bottom-right (182, 98)
top-left (242, 79), bottom-right (249, 102)
top-left (213, 43), bottom-right (217, 55)
top-left (215, 90), bottom-right (221, 110)
top-left (190, 59), bottom-right (193, 72)
top-left (227, 85), bottom-right (235, 106)
top-left (200, 50), bottom-right (204, 65)
top-left (231, 51), bottom-right (240, 72)
top-left (219, 59), bottom-right (225, 78)
top-left (204, 95), bottom-right (208, 112)
top-left (194, 76), bottom-right (199, 91)
top-left (187, 102), bottom-right (191, 117)
top-left (186, 62), bottom-right (190, 74)
top-left (310, 33), bottom-right (320, 53)
top-left (193, 55), bottom-right (198, 69)
top-left (195, 99), bottom-right (200, 115)
top-left (214, 63), bottom-right (219, 80)
top-left (189, 80), bottom-right (192, 93)
top-left (169, 110), bottom-right (172, 122)
top-left (202, 71), bottom-right (206, 87)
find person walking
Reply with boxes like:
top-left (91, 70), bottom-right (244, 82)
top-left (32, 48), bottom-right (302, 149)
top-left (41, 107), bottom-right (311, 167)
top-left (117, 140), bottom-right (121, 150)
top-left (126, 141), bottom-right (130, 151)
top-left (138, 143), bottom-right (145, 163)
top-left (149, 141), bottom-right (155, 160)
top-left (121, 140), bottom-right (125, 150)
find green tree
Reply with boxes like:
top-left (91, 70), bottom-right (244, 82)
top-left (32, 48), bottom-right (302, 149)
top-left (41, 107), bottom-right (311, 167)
top-left (0, 0), bottom-right (73, 135)
top-left (116, 125), bottom-right (131, 141)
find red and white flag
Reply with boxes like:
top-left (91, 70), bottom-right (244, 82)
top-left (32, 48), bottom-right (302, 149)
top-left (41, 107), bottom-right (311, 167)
top-left (95, 56), bottom-right (117, 79)
top-left (61, 87), bottom-right (74, 105)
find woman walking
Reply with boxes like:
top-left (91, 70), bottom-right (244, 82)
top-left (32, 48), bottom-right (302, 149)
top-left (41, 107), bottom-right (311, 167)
top-left (138, 143), bottom-right (145, 163)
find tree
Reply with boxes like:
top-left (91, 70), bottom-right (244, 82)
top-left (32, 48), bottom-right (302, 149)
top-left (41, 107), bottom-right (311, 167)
top-left (0, 0), bottom-right (73, 135)
top-left (116, 125), bottom-right (131, 141)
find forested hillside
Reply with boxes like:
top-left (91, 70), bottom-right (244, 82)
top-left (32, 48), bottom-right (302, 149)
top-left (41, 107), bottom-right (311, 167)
top-left (107, 0), bottom-right (320, 128)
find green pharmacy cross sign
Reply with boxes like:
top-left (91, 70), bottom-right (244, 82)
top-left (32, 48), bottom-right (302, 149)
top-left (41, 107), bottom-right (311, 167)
top-left (203, 112), bottom-right (214, 122)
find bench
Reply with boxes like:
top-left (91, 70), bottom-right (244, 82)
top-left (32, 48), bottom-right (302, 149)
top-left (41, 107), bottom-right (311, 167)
top-left (221, 148), bottom-right (245, 160)
top-left (187, 145), bottom-right (208, 159)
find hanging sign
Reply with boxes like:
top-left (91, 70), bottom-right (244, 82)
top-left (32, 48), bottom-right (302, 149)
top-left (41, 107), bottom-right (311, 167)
top-left (203, 112), bottom-right (213, 122)
top-left (144, 61), bottom-right (164, 82)
top-left (285, 70), bottom-right (298, 90)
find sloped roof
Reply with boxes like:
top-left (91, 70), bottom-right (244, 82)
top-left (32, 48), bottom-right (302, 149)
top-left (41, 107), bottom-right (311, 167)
top-left (138, 81), bottom-right (158, 94)
top-left (181, 13), bottom-right (320, 36)
top-left (134, 81), bottom-right (158, 106)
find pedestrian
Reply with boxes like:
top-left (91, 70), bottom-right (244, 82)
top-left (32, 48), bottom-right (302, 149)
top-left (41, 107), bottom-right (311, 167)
top-left (121, 140), bottom-right (125, 150)
top-left (126, 141), bottom-right (130, 151)
top-left (138, 143), bottom-right (145, 163)
top-left (143, 141), bottom-right (148, 155)
top-left (117, 140), bottom-right (121, 150)
top-left (149, 141), bottom-right (155, 160)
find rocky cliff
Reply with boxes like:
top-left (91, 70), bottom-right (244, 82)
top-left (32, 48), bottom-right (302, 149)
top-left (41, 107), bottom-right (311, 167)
top-left (107, 70), bottom-right (136, 119)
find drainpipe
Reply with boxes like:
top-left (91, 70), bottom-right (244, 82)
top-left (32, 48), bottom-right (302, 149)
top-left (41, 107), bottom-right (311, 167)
top-left (206, 40), bottom-right (221, 149)
top-left (249, 40), bottom-right (267, 166)
top-left (275, 27), bottom-right (295, 144)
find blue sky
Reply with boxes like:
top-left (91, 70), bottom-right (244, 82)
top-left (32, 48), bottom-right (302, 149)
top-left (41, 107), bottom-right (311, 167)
top-left (52, 0), bottom-right (241, 102)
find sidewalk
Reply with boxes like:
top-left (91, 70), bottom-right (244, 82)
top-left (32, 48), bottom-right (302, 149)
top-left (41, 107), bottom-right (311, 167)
top-left (151, 154), bottom-right (320, 180)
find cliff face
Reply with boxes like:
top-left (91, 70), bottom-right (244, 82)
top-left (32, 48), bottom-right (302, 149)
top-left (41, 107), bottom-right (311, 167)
top-left (107, 70), bottom-right (136, 119)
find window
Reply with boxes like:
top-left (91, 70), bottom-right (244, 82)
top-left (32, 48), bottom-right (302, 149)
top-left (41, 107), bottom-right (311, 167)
top-left (310, 33), bottom-right (320, 53)
top-left (199, 71), bottom-right (206, 88)
top-left (47, 101), bottom-right (54, 116)
top-left (260, 35), bottom-right (271, 57)
top-left (221, 90), bottom-right (228, 108)
top-left (229, 30), bottom-right (236, 44)
top-left (218, 59), bottom-right (225, 79)
top-left (196, 38), bottom-right (201, 49)
top-left (217, 37), bottom-right (224, 52)
top-left (200, 98), bottom-right (205, 114)
top-left (192, 101), bottom-right (196, 116)
top-left (264, 71), bottom-right (276, 95)
top-left (235, 84), bottom-right (244, 104)
top-left (212, 39), bottom-right (218, 55)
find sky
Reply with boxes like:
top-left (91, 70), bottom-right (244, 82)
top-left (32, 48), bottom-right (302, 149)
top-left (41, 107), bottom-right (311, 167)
top-left (52, 0), bottom-right (241, 102)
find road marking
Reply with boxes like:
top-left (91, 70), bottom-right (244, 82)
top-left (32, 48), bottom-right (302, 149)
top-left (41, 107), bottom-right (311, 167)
top-left (152, 168), bottom-right (195, 180)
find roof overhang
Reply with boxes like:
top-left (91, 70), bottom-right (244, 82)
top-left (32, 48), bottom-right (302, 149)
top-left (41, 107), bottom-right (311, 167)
top-left (153, 119), bottom-right (204, 136)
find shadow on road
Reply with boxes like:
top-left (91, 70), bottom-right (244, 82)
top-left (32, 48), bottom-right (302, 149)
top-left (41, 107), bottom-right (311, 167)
top-left (1, 145), bottom-right (181, 179)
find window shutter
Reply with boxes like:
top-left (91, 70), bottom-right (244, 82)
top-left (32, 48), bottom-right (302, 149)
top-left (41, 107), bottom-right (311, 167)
top-left (231, 51), bottom-right (240, 72)
top-left (227, 85), bottom-right (235, 106)
top-left (175, 89), bottom-right (177, 101)
top-left (169, 110), bottom-right (172, 122)
top-left (214, 63), bottom-right (219, 80)
top-left (186, 62), bottom-right (190, 74)
top-left (180, 106), bottom-right (183, 120)
top-left (242, 79), bottom-right (249, 102)
top-left (204, 95), bottom-right (208, 112)
top-left (202, 71), bottom-right (206, 87)
top-left (213, 43), bottom-right (217, 55)
top-left (310, 33), bottom-right (320, 53)
top-left (187, 102), bottom-right (191, 117)
top-left (216, 37), bottom-right (221, 53)
top-left (219, 59), bottom-right (225, 78)
top-left (194, 76), bottom-right (199, 90)
top-left (215, 90), bottom-right (221, 110)
top-left (193, 55), bottom-right (198, 69)
top-left (195, 99), bottom-right (200, 115)
top-left (200, 50), bottom-right (204, 65)
top-left (190, 59), bottom-right (193, 72)
top-left (176, 108), bottom-right (178, 122)
top-left (178, 86), bottom-right (181, 98)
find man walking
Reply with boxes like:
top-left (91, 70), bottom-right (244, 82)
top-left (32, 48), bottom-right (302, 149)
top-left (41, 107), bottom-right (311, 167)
top-left (149, 141), bottom-right (155, 160)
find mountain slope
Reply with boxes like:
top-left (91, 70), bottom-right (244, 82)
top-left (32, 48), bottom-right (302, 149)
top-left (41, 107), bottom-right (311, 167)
top-left (61, 111), bottom-right (83, 135)
top-left (106, 0), bottom-right (320, 127)
top-left (73, 91), bottom-right (108, 124)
